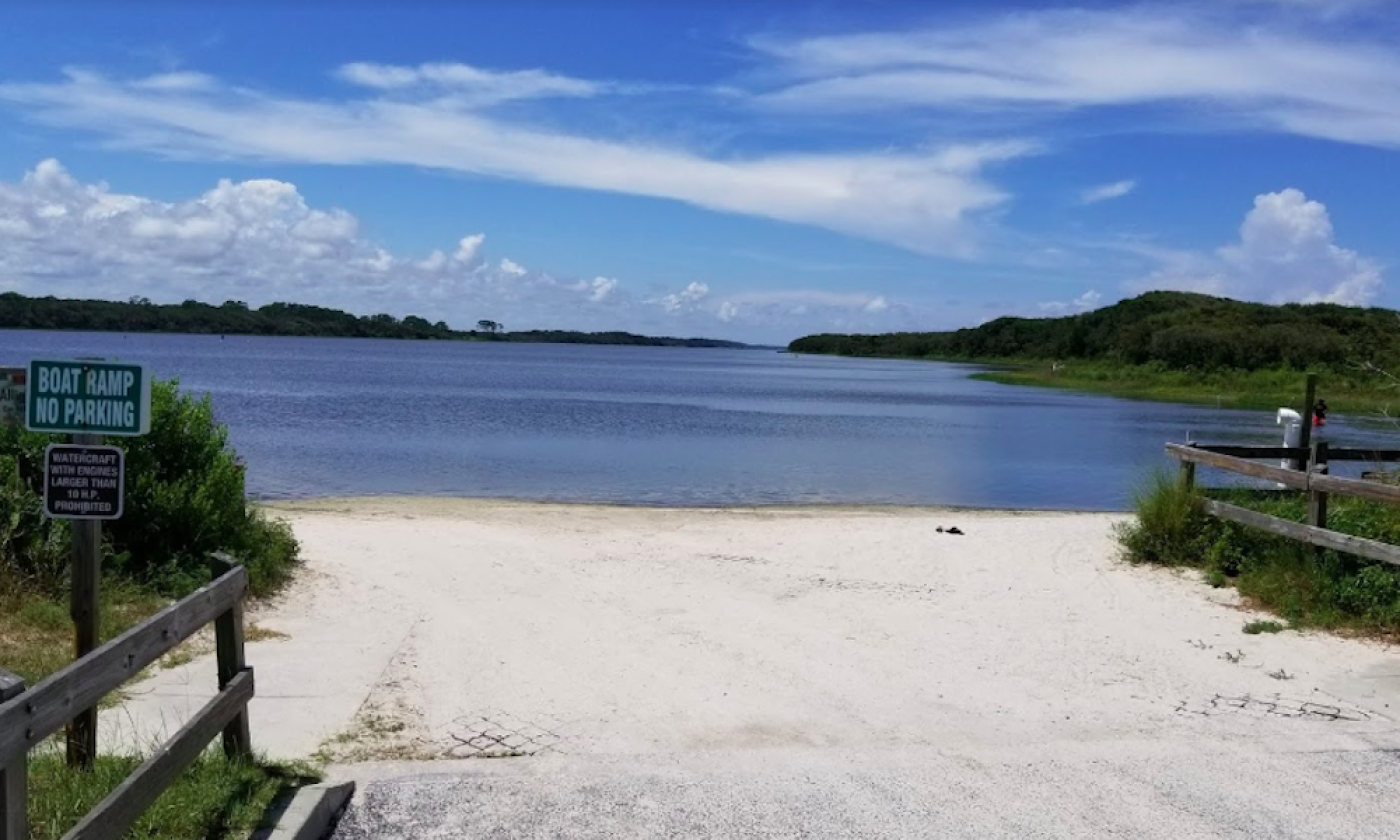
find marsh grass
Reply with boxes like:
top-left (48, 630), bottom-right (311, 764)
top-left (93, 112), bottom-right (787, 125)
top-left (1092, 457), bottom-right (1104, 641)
top-left (973, 362), bottom-right (1395, 414)
top-left (1119, 471), bottom-right (1400, 635)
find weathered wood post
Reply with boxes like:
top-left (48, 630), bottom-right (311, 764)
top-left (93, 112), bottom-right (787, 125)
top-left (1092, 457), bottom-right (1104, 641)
top-left (1179, 442), bottom-right (1198, 492)
top-left (1298, 373), bottom-right (1317, 456)
top-left (67, 430), bottom-right (103, 769)
top-left (0, 669), bottom-right (27, 840)
top-left (210, 553), bottom-right (252, 759)
top-left (1308, 441), bottom-right (1330, 549)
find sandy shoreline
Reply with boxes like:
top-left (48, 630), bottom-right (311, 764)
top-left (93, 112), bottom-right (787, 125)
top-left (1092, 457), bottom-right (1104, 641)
top-left (110, 497), bottom-right (1400, 836)
top-left (263, 494), bottom-right (1125, 516)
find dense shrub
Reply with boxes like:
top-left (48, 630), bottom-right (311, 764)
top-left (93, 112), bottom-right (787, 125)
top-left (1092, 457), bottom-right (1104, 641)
top-left (789, 290), bottom-right (1399, 374)
top-left (0, 379), bottom-right (298, 597)
top-left (1117, 476), bottom-right (1400, 632)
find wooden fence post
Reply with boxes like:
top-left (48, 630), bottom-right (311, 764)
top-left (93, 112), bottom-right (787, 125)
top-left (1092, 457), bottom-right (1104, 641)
top-left (0, 670), bottom-right (27, 840)
top-left (1299, 373), bottom-right (1317, 455)
top-left (209, 554), bottom-right (252, 759)
top-left (1179, 442), bottom-right (1197, 492)
top-left (1179, 461), bottom-right (1196, 493)
top-left (1308, 441), bottom-right (1330, 546)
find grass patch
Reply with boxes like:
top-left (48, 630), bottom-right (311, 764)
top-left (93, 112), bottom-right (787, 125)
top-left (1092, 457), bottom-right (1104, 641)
top-left (27, 748), bottom-right (318, 840)
top-left (1118, 471), bottom-right (1400, 635)
top-left (1243, 619), bottom-right (1286, 635)
top-left (0, 579), bottom-right (169, 686)
top-left (247, 623), bottom-right (290, 643)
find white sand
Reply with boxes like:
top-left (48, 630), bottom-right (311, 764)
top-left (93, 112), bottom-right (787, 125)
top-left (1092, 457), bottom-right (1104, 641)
top-left (108, 499), bottom-right (1400, 836)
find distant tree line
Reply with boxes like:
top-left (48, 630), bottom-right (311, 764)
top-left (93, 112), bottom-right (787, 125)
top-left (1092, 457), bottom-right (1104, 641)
top-left (788, 292), bottom-right (1400, 372)
top-left (0, 293), bottom-right (747, 348)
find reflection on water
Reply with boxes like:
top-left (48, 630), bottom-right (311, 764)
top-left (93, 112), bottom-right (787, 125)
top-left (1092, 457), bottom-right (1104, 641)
top-left (1, 330), bottom-right (1391, 510)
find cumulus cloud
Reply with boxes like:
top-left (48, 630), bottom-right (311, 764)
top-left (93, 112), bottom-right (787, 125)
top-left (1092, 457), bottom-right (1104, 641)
top-left (1130, 188), bottom-right (1381, 305)
top-left (652, 281), bottom-right (710, 313)
top-left (0, 159), bottom-right (627, 326)
top-left (452, 233), bottom-right (485, 263)
top-left (712, 289), bottom-right (905, 332)
top-left (0, 159), bottom-right (910, 342)
top-left (586, 276), bottom-right (619, 302)
top-left (1038, 289), bottom-right (1103, 314)
top-left (0, 69), bottom-right (1030, 257)
top-left (753, 7), bottom-right (1400, 148)
top-left (1079, 180), bottom-right (1135, 204)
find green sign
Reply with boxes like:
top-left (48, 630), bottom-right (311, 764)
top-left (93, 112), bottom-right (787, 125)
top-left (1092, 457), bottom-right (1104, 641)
top-left (26, 359), bottom-right (150, 436)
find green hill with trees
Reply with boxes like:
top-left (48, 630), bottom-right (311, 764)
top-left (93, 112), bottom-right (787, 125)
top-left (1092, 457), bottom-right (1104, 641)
top-left (0, 292), bottom-right (747, 348)
top-left (789, 292), bottom-right (1400, 411)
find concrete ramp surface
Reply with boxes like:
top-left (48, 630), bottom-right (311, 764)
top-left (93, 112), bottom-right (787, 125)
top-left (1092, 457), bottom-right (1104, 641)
top-left (329, 745), bottom-right (1400, 839)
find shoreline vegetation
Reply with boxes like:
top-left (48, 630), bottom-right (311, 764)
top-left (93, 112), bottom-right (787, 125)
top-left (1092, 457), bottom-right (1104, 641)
top-left (967, 364), bottom-right (1391, 414)
top-left (0, 291), bottom-right (748, 348)
top-left (789, 291), bottom-right (1400, 414)
top-left (1, 377), bottom-right (306, 838)
top-left (1120, 474), bottom-right (1400, 637)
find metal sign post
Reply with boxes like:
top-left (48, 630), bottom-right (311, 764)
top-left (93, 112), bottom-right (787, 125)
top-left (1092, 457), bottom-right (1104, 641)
top-left (66, 434), bottom-right (103, 768)
top-left (26, 359), bottom-right (147, 769)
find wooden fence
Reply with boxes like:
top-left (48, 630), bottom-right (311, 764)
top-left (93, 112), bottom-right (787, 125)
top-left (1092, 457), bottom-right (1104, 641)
top-left (1167, 442), bottom-right (1400, 567)
top-left (0, 554), bottom-right (252, 840)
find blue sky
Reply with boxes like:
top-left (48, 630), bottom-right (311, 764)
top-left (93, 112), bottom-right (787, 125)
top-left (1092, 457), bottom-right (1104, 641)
top-left (1, 0), bottom-right (1398, 343)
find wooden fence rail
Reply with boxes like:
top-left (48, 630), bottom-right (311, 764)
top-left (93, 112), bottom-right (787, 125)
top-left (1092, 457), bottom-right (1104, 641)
top-left (1186, 444), bottom-right (1400, 463)
top-left (1167, 442), bottom-right (1400, 568)
top-left (0, 554), bottom-right (253, 840)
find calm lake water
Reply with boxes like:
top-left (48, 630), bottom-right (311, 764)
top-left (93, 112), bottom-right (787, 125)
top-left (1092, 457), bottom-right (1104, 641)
top-left (2, 330), bottom-right (1391, 510)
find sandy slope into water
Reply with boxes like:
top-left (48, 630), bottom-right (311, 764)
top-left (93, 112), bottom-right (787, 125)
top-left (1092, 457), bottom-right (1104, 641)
top-left (108, 499), bottom-right (1400, 836)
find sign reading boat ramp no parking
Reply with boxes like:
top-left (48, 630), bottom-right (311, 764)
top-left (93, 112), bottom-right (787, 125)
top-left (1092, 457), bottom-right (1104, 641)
top-left (44, 444), bottom-right (125, 520)
top-left (26, 359), bottom-right (150, 435)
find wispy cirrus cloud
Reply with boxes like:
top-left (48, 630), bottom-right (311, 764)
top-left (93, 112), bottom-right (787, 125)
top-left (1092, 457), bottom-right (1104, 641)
top-left (1079, 180), bottom-right (1136, 204)
top-left (752, 6), bottom-right (1400, 148)
top-left (0, 68), bottom-right (1033, 258)
top-left (336, 61), bottom-right (603, 104)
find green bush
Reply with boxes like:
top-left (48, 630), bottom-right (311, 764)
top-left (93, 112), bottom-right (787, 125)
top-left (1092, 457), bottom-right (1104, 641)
top-left (1115, 470), bottom-right (1210, 566)
top-left (0, 379), bottom-right (298, 598)
top-left (1118, 475), bottom-right (1400, 633)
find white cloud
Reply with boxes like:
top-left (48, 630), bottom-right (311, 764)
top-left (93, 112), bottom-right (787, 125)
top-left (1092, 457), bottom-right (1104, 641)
top-left (336, 62), bottom-right (601, 105)
top-left (130, 72), bottom-right (216, 92)
top-left (753, 7), bottom-right (1400, 148)
top-left (711, 289), bottom-right (905, 331)
top-left (0, 159), bottom-right (912, 342)
top-left (1079, 180), bottom-right (1135, 204)
top-left (588, 276), bottom-right (619, 302)
top-left (1038, 289), bottom-right (1103, 314)
top-left (452, 233), bottom-right (485, 263)
top-left (653, 281), bottom-right (710, 313)
top-left (1130, 187), bottom-right (1381, 305)
top-left (0, 159), bottom-right (627, 327)
top-left (0, 69), bottom-right (1032, 257)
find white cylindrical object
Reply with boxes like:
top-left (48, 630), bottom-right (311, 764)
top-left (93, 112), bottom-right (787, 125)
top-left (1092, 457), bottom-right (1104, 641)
top-left (1277, 408), bottom-right (1302, 470)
